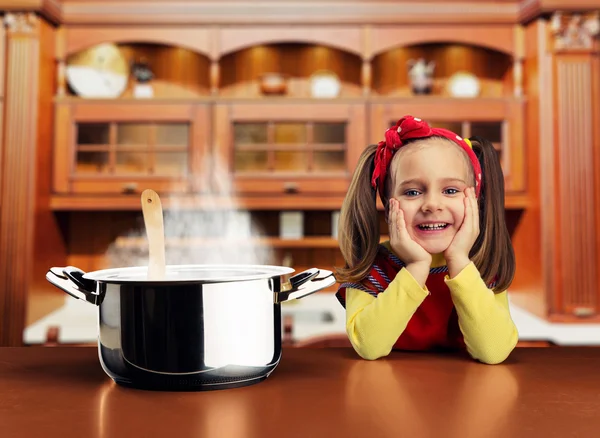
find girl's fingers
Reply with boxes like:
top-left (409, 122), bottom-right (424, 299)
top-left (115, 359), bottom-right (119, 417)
top-left (466, 188), bottom-right (478, 235)
top-left (390, 200), bottom-right (398, 238)
top-left (472, 188), bottom-right (480, 233)
top-left (398, 208), bottom-right (406, 236)
top-left (462, 189), bottom-right (470, 229)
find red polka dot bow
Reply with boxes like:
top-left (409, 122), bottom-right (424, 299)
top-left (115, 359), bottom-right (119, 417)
top-left (371, 115), bottom-right (482, 200)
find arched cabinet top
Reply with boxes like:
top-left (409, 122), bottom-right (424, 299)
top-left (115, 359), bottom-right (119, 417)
top-left (63, 27), bottom-right (214, 59)
top-left (369, 25), bottom-right (517, 58)
top-left (218, 26), bottom-right (363, 57)
top-left (61, 24), bottom-right (517, 61)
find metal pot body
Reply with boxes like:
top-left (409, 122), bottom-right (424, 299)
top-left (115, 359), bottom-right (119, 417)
top-left (46, 265), bottom-right (335, 391)
top-left (99, 278), bottom-right (284, 390)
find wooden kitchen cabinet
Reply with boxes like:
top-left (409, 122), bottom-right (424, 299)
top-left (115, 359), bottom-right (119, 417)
top-left (53, 100), bottom-right (211, 197)
top-left (214, 101), bottom-right (366, 201)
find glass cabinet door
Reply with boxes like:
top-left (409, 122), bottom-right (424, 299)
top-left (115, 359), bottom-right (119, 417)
top-left (75, 122), bottom-right (191, 176)
top-left (232, 121), bottom-right (347, 175)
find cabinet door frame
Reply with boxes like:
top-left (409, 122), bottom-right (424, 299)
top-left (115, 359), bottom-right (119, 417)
top-left (214, 101), bottom-right (366, 196)
top-left (368, 98), bottom-right (526, 195)
top-left (53, 102), bottom-right (211, 195)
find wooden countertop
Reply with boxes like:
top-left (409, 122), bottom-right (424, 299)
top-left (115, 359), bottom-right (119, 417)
top-left (1, 347), bottom-right (599, 438)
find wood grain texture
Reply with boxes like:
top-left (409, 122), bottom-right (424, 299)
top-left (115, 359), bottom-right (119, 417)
top-left (556, 57), bottom-right (597, 316)
top-left (370, 25), bottom-right (516, 58)
top-left (64, 27), bottom-right (212, 59)
top-left (219, 26), bottom-right (363, 57)
top-left (0, 24), bottom-right (5, 212)
top-left (3, 1), bottom-right (599, 28)
top-left (58, 1), bottom-right (521, 25)
top-left (2, 347), bottom-right (600, 438)
top-left (30, 18), bottom-right (67, 311)
top-left (508, 19), bottom-right (548, 319)
top-left (0, 13), bottom-right (41, 346)
top-left (140, 189), bottom-right (166, 280)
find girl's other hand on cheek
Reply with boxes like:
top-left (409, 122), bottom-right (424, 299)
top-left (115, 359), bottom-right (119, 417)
top-left (444, 187), bottom-right (480, 277)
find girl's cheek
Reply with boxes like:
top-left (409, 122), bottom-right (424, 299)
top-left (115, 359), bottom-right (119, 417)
top-left (453, 204), bottom-right (466, 222)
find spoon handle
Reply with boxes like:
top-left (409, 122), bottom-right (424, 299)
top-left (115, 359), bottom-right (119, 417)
top-left (141, 189), bottom-right (166, 280)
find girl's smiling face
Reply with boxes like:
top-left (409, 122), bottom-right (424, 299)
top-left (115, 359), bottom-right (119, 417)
top-left (389, 138), bottom-right (474, 255)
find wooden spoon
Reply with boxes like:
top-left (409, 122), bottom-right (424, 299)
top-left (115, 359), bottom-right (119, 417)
top-left (141, 189), bottom-right (166, 280)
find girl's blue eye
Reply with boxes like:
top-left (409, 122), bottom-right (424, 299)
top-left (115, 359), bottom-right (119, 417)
top-left (405, 190), bottom-right (420, 197)
top-left (445, 188), bottom-right (459, 195)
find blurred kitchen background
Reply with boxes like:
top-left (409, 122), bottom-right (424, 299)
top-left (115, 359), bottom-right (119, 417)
top-left (1, 0), bottom-right (599, 348)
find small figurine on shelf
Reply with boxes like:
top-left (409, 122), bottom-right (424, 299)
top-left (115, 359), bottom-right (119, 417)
top-left (407, 58), bottom-right (435, 95)
top-left (131, 58), bottom-right (154, 98)
top-left (259, 73), bottom-right (288, 95)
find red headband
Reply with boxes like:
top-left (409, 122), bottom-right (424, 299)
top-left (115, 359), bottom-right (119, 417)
top-left (371, 115), bottom-right (482, 200)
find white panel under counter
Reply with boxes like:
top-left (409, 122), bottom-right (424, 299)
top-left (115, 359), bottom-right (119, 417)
top-left (23, 292), bottom-right (600, 347)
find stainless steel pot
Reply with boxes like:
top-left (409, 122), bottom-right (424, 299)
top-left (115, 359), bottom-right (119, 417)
top-left (46, 264), bottom-right (335, 391)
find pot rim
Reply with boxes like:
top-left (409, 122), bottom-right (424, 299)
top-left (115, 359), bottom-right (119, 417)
top-left (82, 264), bottom-right (295, 284)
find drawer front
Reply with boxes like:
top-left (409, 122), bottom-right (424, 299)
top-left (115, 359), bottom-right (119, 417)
top-left (69, 178), bottom-right (191, 195)
top-left (233, 177), bottom-right (350, 195)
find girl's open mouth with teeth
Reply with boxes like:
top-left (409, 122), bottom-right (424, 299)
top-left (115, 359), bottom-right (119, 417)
top-left (416, 223), bottom-right (450, 233)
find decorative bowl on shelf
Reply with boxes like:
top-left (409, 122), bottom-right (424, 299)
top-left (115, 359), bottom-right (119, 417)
top-left (309, 70), bottom-right (341, 98)
top-left (66, 43), bottom-right (129, 99)
top-left (447, 72), bottom-right (481, 98)
top-left (259, 73), bottom-right (288, 95)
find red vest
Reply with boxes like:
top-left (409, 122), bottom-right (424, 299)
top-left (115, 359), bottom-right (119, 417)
top-left (336, 245), bottom-right (465, 351)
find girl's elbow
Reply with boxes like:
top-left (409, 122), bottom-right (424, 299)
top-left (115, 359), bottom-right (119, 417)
top-left (347, 330), bottom-right (392, 360)
top-left (474, 332), bottom-right (519, 365)
top-left (477, 351), bottom-right (512, 365)
top-left (356, 346), bottom-right (390, 361)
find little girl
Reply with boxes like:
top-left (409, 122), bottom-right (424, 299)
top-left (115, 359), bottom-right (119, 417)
top-left (335, 115), bottom-right (518, 364)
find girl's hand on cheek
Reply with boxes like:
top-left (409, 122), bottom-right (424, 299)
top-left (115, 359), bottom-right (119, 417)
top-left (389, 199), bottom-right (432, 266)
top-left (444, 187), bottom-right (480, 276)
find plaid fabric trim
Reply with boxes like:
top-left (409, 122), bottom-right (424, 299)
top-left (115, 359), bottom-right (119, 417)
top-left (339, 282), bottom-right (379, 297)
top-left (379, 245), bottom-right (405, 269)
top-left (336, 282), bottom-right (380, 307)
top-left (373, 264), bottom-right (392, 286)
top-left (379, 244), bottom-right (449, 274)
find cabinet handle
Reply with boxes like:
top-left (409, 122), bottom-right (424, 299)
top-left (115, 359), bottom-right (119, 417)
top-left (121, 183), bottom-right (138, 194)
top-left (283, 182), bottom-right (299, 194)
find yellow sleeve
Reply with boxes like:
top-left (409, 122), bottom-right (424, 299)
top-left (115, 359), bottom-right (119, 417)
top-left (345, 268), bottom-right (429, 360)
top-left (445, 262), bottom-right (519, 365)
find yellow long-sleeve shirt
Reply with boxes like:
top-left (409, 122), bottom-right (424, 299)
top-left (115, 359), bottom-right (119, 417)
top-left (344, 243), bottom-right (519, 364)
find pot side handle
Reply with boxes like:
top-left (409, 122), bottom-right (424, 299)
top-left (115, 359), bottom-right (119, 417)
top-left (276, 268), bottom-right (336, 303)
top-left (46, 266), bottom-right (101, 306)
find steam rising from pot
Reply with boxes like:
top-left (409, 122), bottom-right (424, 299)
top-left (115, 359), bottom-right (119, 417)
top-left (106, 158), bottom-right (275, 268)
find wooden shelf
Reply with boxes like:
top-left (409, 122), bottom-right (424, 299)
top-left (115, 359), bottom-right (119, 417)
top-left (49, 194), bottom-right (349, 211)
top-left (113, 235), bottom-right (392, 249)
top-left (50, 193), bottom-right (529, 211)
top-left (50, 192), bottom-right (529, 211)
top-left (53, 96), bottom-right (214, 104)
top-left (54, 95), bottom-right (522, 105)
top-left (114, 236), bottom-right (340, 249)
